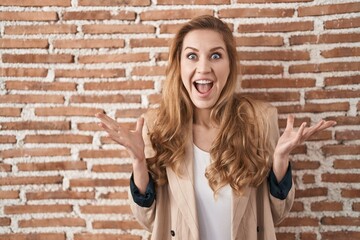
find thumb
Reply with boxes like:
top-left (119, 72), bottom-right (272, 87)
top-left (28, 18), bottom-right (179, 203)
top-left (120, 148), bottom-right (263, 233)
top-left (135, 117), bottom-right (145, 133)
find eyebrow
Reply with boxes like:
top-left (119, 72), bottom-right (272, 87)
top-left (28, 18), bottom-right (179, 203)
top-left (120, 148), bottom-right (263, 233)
top-left (184, 46), bottom-right (225, 52)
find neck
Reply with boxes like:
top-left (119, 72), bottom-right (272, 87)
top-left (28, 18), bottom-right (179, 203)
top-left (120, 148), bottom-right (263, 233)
top-left (193, 108), bottom-right (213, 128)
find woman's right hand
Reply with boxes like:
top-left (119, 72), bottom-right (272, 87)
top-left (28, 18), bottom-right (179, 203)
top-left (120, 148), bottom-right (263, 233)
top-left (95, 112), bottom-right (149, 194)
top-left (95, 112), bottom-right (146, 163)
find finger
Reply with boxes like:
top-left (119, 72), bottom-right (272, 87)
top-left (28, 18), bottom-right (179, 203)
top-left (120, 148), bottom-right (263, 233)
top-left (295, 122), bottom-right (307, 144)
top-left (98, 121), bottom-right (127, 145)
top-left (285, 115), bottom-right (295, 131)
top-left (96, 112), bottom-right (120, 131)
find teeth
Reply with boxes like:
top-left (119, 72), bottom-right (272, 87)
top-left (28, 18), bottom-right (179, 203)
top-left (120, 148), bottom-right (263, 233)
top-left (195, 80), bottom-right (212, 84)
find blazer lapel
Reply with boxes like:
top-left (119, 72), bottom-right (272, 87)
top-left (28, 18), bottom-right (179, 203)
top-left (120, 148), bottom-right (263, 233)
top-left (231, 187), bottom-right (251, 239)
top-left (166, 130), bottom-right (199, 240)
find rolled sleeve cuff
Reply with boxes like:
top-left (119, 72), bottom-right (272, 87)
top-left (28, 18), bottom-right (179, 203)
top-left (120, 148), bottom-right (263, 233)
top-left (130, 172), bottom-right (156, 208)
top-left (268, 164), bottom-right (292, 200)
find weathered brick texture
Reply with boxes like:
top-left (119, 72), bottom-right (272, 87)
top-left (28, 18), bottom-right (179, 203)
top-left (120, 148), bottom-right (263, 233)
top-left (0, 0), bottom-right (359, 239)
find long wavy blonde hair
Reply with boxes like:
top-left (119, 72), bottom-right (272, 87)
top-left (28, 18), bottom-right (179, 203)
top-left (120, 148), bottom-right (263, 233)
top-left (148, 15), bottom-right (273, 195)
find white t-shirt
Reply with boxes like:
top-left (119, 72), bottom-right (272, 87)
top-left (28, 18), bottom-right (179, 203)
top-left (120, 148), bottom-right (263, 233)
top-left (193, 144), bottom-right (231, 240)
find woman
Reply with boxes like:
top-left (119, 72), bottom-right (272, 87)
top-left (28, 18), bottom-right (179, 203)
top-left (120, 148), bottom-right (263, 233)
top-left (96, 15), bottom-right (336, 240)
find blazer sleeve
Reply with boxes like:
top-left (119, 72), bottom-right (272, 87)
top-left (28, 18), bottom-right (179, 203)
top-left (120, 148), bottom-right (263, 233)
top-left (128, 110), bottom-right (157, 232)
top-left (266, 105), bottom-right (295, 225)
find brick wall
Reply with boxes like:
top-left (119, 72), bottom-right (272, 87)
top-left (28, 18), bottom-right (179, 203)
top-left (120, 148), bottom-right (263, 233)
top-left (0, 0), bottom-right (359, 239)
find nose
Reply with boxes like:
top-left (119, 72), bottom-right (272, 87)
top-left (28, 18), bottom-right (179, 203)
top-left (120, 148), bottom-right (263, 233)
top-left (196, 57), bottom-right (211, 73)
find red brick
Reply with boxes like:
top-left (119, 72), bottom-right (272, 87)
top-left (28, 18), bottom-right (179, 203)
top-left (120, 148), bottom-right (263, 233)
top-left (242, 78), bottom-right (315, 89)
top-left (79, 0), bottom-right (150, 6)
top-left (335, 130), bottom-right (360, 140)
top-left (0, 108), bottom-right (21, 117)
top-left (92, 164), bottom-right (132, 173)
top-left (0, 11), bottom-right (57, 21)
top-left (0, 68), bottom-right (47, 77)
top-left (141, 9), bottom-right (213, 20)
top-left (325, 116), bottom-right (360, 125)
top-left (342, 189), bottom-right (360, 198)
top-left (308, 131), bottom-right (332, 141)
top-left (78, 53), bottom-right (149, 63)
top-left (0, 191), bottom-right (18, 199)
top-left (74, 234), bottom-right (141, 240)
top-left (54, 39), bottom-right (125, 49)
top-left (334, 159), bottom-right (360, 169)
top-left (5, 81), bottom-right (77, 91)
top-left (92, 220), bottom-right (142, 229)
top-left (0, 218), bottom-right (10, 226)
top-left (24, 134), bottom-right (92, 143)
top-left (311, 201), bottom-right (343, 211)
top-left (290, 33), bottom-right (360, 45)
top-left (3, 54), bottom-right (74, 63)
top-left (0, 164), bottom-right (11, 172)
top-left (0, 94), bottom-right (64, 104)
top-left (5, 24), bottom-right (77, 35)
top-left (276, 233), bottom-right (296, 240)
top-left (306, 90), bottom-right (360, 99)
top-left (353, 203), bottom-right (360, 211)
top-left (325, 75), bottom-right (360, 86)
top-left (35, 107), bottom-right (102, 117)
top-left (84, 81), bottom-right (154, 90)
top-left (111, 11), bottom-right (137, 20)
top-left (5, 204), bottom-right (70, 214)
top-left (0, 135), bottom-right (16, 143)
top-left (0, 176), bottom-right (63, 186)
top-left (321, 47), bottom-right (360, 58)
top-left (295, 187), bottom-right (328, 198)
top-left (239, 21), bottom-right (313, 33)
top-left (322, 145), bottom-right (360, 156)
top-left (130, 38), bottom-right (171, 48)
top-left (116, 108), bottom-right (147, 118)
top-left (0, 148), bottom-right (71, 158)
top-left (0, 0), bottom-right (70, 6)
top-left (79, 149), bottom-right (129, 159)
top-left (27, 191), bottom-right (95, 200)
top-left (290, 201), bottom-right (304, 212)
top-left (300, 233), bottom-right (316, 240)
top-left (80, 205), bottom-right (131, 214)
top-left (290, 62), bottom-right (360, 73)
top-left (302, 174), bottom-right (315, 184)
top-left (321, 217), bottom-right (360, 226)
top-left (132, 66), bottom-right (166, 76)
top-left (55, 69), bottom-right (125, 78)
top-left (219, 8), bottom-right (294, 18)
top-left (237, 0), bottom-right (312, 2)
top-left (63, 11), bottom-right (111, 20)
top-left (70, 178), bottom-right (128, 187)
top-left (322, 231), bottom-right (360, 240)
top-left (292, 161), bottom-right (320, 170)
top-left (238, 50), bottom-right (309, 61)
top-left (18, 161), bottom-right (87, 171)
top-left (19, 218), bottom-right (86, 228)
top-left (242, 91), bottom-right (300, 102)
top-left (0, 39), bottom-right (48, 48)
top-left (157, 0), bottom-right (229, 4)
top-left (236, 36), bottom-right (284, 46)
top-left (70, 94), bottom-right (140, 104)
top-left (0, 234), bottom-right (65, 240)
top-left (160, 23), bottom-right (185, 34)
top-left (99, 191), bottom-right (128, 199)
top-left (279, 117), bottom-right (310, 129)
top-left (322, 173), bottom-right (360, 183)
top-left (240, 65), bottom-right (283, 75)
top-left (0, 121), bottom-right (70, 130)
top-left (298, 2), bottom-right (360, 16)
top-left (278, 217), bottom-right (318, 227)
top-left (277, 102), bottom-right (349, 114)
top-left (325, 17), bottom-right (360, 29)
top-left (83, 24), bottom-right (155, 34)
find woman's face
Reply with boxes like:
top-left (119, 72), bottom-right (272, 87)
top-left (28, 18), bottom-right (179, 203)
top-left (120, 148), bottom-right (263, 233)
top-left (180, 29), bottom-right (230, 110)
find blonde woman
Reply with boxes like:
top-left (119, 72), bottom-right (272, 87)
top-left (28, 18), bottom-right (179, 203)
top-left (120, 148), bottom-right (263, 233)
top-left (96, 15), bottom-right (336, 240)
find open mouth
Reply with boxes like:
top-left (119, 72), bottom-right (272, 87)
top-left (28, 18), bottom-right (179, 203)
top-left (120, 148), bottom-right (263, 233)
top-left (193, 80), bottom-right (214, 94)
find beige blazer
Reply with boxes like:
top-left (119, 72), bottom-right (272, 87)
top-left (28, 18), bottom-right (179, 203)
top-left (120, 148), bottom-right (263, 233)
top-left (129, 104), bottom-right (295, 240)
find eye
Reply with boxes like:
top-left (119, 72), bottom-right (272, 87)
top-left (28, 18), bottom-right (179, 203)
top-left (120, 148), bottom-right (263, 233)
top-left (186, 53), bottom-right (197, 60)
top-left (211, 53), bottom-right (221, 59)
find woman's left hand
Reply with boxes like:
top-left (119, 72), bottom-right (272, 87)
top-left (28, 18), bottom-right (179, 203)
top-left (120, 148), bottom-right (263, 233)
top-left (272, 115), bottom-right (336, 182)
